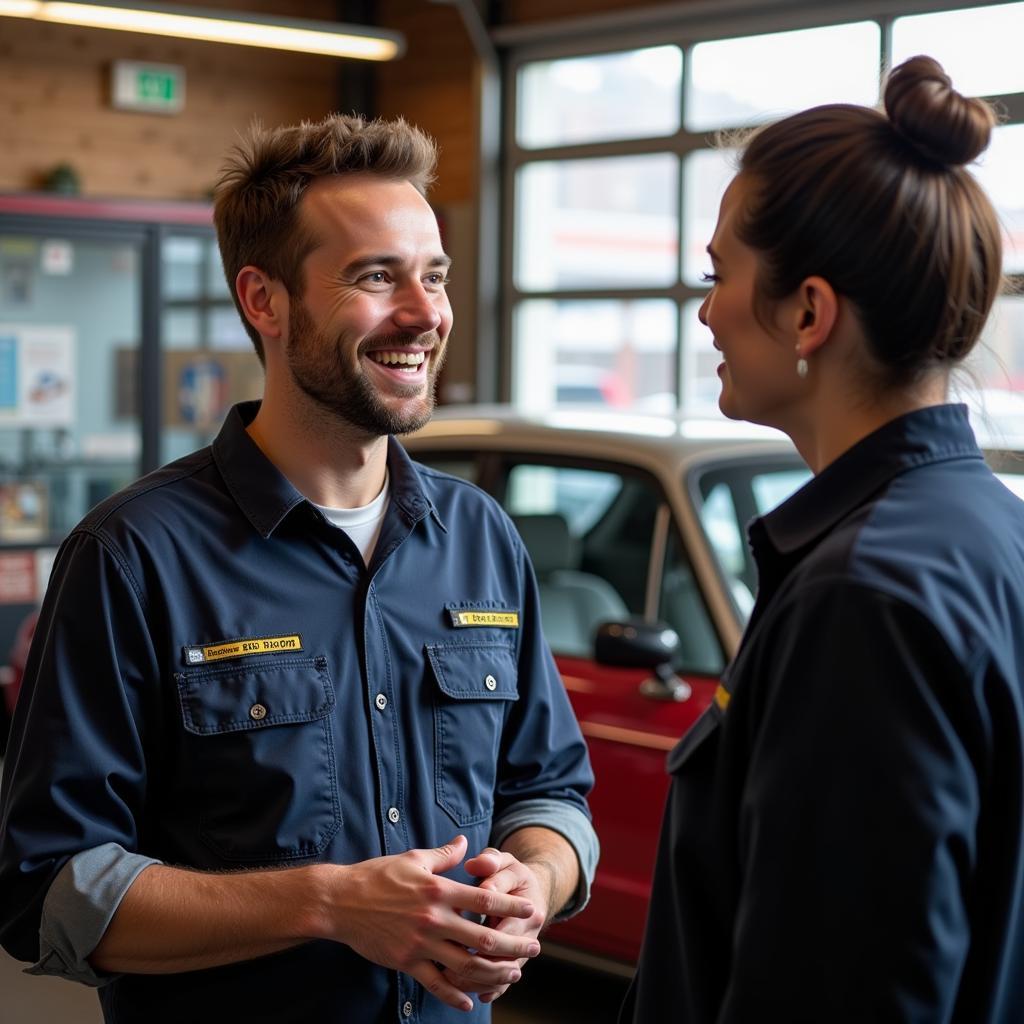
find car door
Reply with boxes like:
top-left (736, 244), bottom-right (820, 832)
top-left (414, 447), bottom-right (726, 965)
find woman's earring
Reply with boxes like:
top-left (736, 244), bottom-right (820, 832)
top-left (796, 348), bottom-right (808, 379)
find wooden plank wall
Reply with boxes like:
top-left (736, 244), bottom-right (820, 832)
top-left (0, 1), bottom-right (340, 199)
top-left (376, 0), bottom-right (691, 206)
top-left (1, 0), bottom-right (692, 203)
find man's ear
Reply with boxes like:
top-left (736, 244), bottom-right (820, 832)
top-left (793, 275), bottom-right (838, 359)
top-left (235, 266), bottom-right (288, 345)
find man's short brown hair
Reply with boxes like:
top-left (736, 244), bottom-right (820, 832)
top-left (213, 114), bottom-right (438, 363)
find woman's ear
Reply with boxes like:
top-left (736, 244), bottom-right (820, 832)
top-left (793, 275), bottom-right (838, 359)
top-left (235, 266), bottom-right (288, 346)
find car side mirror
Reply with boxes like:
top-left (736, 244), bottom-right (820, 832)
top-left (594, 618), bottom-right (691, 702)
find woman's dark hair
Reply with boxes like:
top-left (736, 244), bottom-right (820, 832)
top-left (735, 55), bottom-right (1003, 385)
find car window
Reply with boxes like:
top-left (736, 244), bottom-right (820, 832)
top-left (505, 464), bottom-right (621, 533)
top-left (693, 459), bottom-right (810, 623)
top-left (502, 460), bottom-right (722, 670)
top-left (751, 469), bottom-right (811, 512)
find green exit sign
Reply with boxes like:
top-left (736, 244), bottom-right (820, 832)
top-left (111, 61), bottom-right (185, 114)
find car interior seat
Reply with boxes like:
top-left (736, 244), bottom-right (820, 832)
top-left (512, 513), bottom-right (630, 657)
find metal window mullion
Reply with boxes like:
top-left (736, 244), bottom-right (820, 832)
top-left (987, 92), bottom-right (1024, 123)
top-left (507, 130), bottom-right (711, 169)
top-left (678, 42), bottom-right (697, 414)
top-left (502, 0), bottom-right (1024, 406)
top-left (511, 283), bottom-right (708, 303)
top-left (140, 226), bottom-right (163, 475)
top-left (878, 12), bottom-right (894, 77)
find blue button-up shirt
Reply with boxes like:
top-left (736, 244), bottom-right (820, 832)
top-left (0, 402), bottom-right (597, 1023)
top-left (623, 404), bottom-right (1024, 1023)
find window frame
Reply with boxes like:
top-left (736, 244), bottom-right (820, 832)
top-left (500, 0), bottom-right (1024, 409)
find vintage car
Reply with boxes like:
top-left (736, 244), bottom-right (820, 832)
top-left (406, 407), bottom-right (1024, 971)
top-left (404, 406), bottom-right (810, 971)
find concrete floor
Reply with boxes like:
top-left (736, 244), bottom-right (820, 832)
top-left (1, 947), bottom-right (630, 1023)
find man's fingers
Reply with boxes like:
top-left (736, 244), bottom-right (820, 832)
top-left (464, 846), bottom-right (514, 878)
top-left (462, 921), bottom-right (540, 961)
top-left (408, 962), bottom-right (475, 1013)
top-left (448, 879), bottom-right (534, 920)
top-left (424, 835), bottom-right (469, 874)
top-left (441, 955), bottom-right (523, 991)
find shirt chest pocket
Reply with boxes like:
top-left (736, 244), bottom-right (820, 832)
top-left (426, 642), bottom-right (519, 827)
top-left (176, 656), bottom-right (341, 863)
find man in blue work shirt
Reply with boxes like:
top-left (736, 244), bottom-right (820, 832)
top-left (0, 114), bottom-right (597, 1023)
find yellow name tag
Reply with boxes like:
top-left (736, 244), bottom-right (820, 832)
top-left (185, 634), bottom-right (303, 665)
top-left (713, 684), bottom-right (731, 711)
top-left (449, 610), bottom-right (520, 628)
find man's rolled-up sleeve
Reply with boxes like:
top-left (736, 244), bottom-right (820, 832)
top-left (30, 844), bottom-right (161, 986)
top-left (0, 529), bottom-right (160, 976)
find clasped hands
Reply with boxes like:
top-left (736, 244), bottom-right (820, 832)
top-left (335, 834), bottom-right (548, 1013)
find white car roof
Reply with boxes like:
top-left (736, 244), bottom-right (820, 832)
top-left (403, 405), bottom-right (799, 477)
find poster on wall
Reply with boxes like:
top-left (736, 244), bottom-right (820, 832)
top-left (115, 348), bottom-right (264, 429)
top-left (0, 324), bottom-right (76, 427)
top-left (0, 481), bottom-right (49, 543)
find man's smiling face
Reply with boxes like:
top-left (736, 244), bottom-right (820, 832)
top-left (284, 173), bottom-right (453, 436)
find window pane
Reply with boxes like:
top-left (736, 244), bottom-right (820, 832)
top-left (687, 21), bottom-right (881, 131)
top-left (972, 124), bottom-right (1024, 274)
top-left (205, 238), bottom-right (231, 297)
top-left (513, 299), bottom-right (677, 413)
top-left (515, 154), bottom-right (679, 291)
top-left (958, 296), bottom-right (1024, 443)
top-left (505, 463), bottom-right (637, 656)
top-left (892, 3), bottom-right (1024, 97)
top-left (682, 148), bottom-right (735, 285)
top-left (162, 235), bottom-right (203, 301)
top-left (208, 306), bottom-right (252, 350)
top-left (518, 46), bottom-right (682, 149)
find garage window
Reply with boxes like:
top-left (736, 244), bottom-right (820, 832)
top-left (504, 1), bottom-right (1024, 435)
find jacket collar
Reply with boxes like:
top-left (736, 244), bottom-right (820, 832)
top-left (754, 403), bottom-right (983, 558)
top-left (212, 401), bottom-right (441, 538)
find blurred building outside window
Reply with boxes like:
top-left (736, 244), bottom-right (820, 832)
top-left (508, 1), bottom-right (1024, 443)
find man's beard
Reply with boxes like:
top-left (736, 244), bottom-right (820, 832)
top-left (286, 297), bottom-right (445, 437)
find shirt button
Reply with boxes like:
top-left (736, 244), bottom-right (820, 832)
top-left (249, 703), bottom-right (267, 720)
top-left (375, 693), bottom-right (388, 711)
top-left (388, 807), bottom-right (400, 824)
top-left (484, 674), bottom-right (497, 691)
top-left (402, 1001), bottom-right (413, 1017)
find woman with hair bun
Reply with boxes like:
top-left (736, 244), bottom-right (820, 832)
top-left (621, 56), bottom-right (1024, 1023)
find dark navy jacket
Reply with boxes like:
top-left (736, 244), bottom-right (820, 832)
top-left (623, 404), bottom-right (1024, 1023)
top-left (0, 402), bottom-right (594, 1023)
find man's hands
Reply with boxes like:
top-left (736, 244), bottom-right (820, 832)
top-left (323, 835), bottom-right (541, 1013)
top-left (444, 846), bottom-right (551, 1005)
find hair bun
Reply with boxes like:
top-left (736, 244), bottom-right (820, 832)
top-left (884, 55), bottom-right (996, 166)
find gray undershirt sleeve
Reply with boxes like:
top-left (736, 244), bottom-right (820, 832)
top-left (28, 843), bottom-right (161, 986)
top-left (489, 798), bottom-right (600, 921)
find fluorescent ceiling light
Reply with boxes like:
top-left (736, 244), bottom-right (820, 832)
top-left (0, 0), bottom-right (405, 60)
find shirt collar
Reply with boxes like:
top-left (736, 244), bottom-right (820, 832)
top-left (212, 401), bottom-right (441, 538)
top-left (755, 403), bottom-right (983, 557)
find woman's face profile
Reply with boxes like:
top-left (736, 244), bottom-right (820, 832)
top-left (699, 175), bottom-right (804, 429)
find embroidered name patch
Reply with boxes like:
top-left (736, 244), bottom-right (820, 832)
top-left (184, 634), bottom-right (303, 665)
top-left (448, 610), bottom-right (520, 629)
